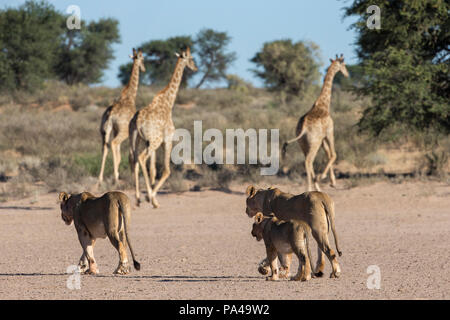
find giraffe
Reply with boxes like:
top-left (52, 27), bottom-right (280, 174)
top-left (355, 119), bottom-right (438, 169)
top-left (282, 54), bottom-right (349, 192)
top-left (98, 48), bottom-right (145, 185)
top-left (129, 47), bottom-right (197, 208)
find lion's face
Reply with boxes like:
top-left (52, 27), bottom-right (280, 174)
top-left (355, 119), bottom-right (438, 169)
top-left (245, 185), bottom-right (266, 217)
top-left (251, 222), bottom-right (264, 241)
top-left (59, 192), bottom-right (74, 225)
top-left (251, 212), bottom-right (266, 241)
top-left (60, 203), bottom-right (73, 225)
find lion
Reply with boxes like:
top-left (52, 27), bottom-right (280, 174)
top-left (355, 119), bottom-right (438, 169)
top-left (246, 185), bottom-right (342, 278)
top-left (59, 191), bottom-right (141, 275)
top-left (257, 254), bottom-right (292, 278)
top-left (251, 213), bottom-right (315, 281)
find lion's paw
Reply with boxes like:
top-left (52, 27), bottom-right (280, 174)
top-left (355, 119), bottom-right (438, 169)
top-left (258, 265), bottom-right (270, 276)
top-left (266, 275), bottom-right (278, 281)
top-left (114, 264), bottom-right (131, 275)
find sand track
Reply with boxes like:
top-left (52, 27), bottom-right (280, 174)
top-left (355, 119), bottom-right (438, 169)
top-left (0, 180), bottom-right (448, 299)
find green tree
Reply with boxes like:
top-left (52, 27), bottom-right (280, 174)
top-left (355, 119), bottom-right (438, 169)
top-left (344, 0), bottom-right (449, 135)
top-left (0, 0), bottom-right (121, 90)
top-left (194, 28), bottom-right (236, 88)
top-left (0, 0), bottom-right (64, 91)
top-left (118, 36), bottom-right (193, 87)
top-left (250, 39), bottom-right (321, 97)
top-left (55, 18), bottom-right (120, 85)
top-left (334, 64), bottom-right (365, 90)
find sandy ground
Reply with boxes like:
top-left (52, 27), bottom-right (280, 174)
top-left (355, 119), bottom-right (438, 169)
top-left (0, 180), bottom-right (449, 300)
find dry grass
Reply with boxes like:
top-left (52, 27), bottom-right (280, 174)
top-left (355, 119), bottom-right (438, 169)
top-left (0, 82), bottom-right (448, 201)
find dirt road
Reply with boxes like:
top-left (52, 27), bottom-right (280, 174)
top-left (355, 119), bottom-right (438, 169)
top-left (0, 180), bottom-right (448, 299)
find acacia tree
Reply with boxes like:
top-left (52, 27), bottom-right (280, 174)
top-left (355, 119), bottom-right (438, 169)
top-left (250, 40), bottom-right (321, 97)
top-left (0, 0), bottom-right (64, 91)
top-left (0, 0), bottom-right (121, 90)
top-left (55, 18), bottom-right (120, 85)
top-left (194, 28), bottom-right (236, 88)
top-left (344, 0), bottom-right (449, 135)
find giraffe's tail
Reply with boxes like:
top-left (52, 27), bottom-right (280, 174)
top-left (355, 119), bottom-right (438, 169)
top-left (281, 125), bottom-right (306, 160)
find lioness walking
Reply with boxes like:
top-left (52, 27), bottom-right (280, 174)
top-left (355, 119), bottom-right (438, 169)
top-left (59, 191), bottom-right (140, 275)
top-left (246, 185), bottom-right (342, 278)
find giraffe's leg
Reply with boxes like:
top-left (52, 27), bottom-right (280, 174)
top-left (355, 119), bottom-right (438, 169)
top-left (111, 140), bottom-right (120, 184)
top-left (304, 142), bottom-right (321, 192)
top-left (129, 129), bottom-right (142, 206)
top-left (319, 135), bottom-right (337, 187)
top-left (98, 123), bottom-right (112, 184)
top-left (134, 159), bottom-right (141, 206)
top-left (151, 140), bottom-right (172, 208)
top-left (138, 147), bottom-right (154, 205)
top-left (149, 150), bottom-right (156, 187)
top-left (110, 135), bottom-right (119, 185)
top-left (111, 134), bottom-right (127, 185)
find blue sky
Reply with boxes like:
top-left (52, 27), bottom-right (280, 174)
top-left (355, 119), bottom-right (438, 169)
top-left (1, 0), bottom-right (359, 88)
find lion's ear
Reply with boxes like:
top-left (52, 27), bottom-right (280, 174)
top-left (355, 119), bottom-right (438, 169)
top-left (58, 192), bottom-right (69, 202)
top-left (246, 185), bottom-right (256, 197)
top-left (80, 192), bottom-right (92, 202)
top-left (255, 212), bottom-right (264, 223)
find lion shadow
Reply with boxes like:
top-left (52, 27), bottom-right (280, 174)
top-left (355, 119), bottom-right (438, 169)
top-left (94, 274), bottom-right (261, 282)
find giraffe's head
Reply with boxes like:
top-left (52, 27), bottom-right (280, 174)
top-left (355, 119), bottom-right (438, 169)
top-left (130, 48), bottom-right (146, 72)
top-left (329, 54), bottom-right (349, 78)
top-left (175, 47), bottom-right (198, 72)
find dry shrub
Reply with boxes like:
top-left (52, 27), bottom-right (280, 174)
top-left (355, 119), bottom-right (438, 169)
top-left (1, 83), bottom-right (448, 200)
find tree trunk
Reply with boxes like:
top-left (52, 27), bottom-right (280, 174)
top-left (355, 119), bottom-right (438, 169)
top-left (195, 70), bottom-right (210, 89)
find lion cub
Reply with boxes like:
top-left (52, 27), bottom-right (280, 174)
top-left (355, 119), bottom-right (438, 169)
top-left (251, 213), bottom-right (314, 281)
top-left (59, 191), bottom-right (140, 275)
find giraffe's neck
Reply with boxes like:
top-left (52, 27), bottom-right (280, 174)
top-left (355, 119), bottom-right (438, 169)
top-left (120, 60), bottom-right (140, 106)
top-left (313, 66), bottom-right (338, 112)
top-left (163, 58), bottom-right (186, 110)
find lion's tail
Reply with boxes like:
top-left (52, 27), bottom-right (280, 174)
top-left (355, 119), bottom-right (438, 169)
top-left (118, 196), bottom-right (141, 271)
top-left (322, 196), bottom-right (342, 257)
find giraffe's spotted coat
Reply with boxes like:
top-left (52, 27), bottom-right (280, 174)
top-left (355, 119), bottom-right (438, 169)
top-left (129, 48), bottom-right (197, 207)
top-left (285, 56), bottom-right (349, 191)
top-left (98, 49), bottom-right (145, 184)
